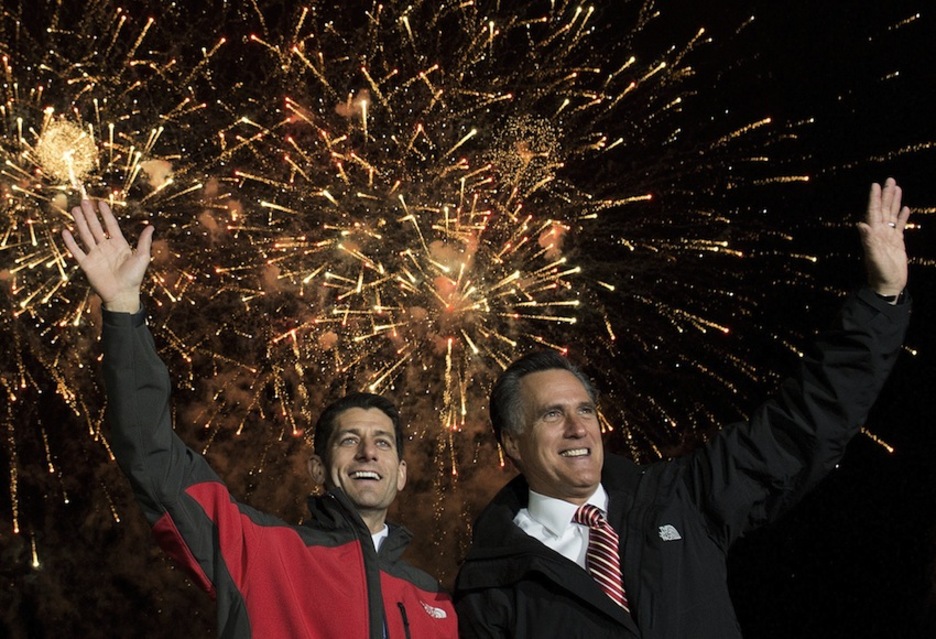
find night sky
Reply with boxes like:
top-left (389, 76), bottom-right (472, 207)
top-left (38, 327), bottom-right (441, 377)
top-left (2, 0), bottom-right (935, 637)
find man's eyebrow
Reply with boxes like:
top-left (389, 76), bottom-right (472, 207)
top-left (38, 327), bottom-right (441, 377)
top-left (535, 402), bottom-right (567, 416)
top-left (334, 427), bottom-right (396, 440)
top-left (540, 400), bottom-right (594, 410)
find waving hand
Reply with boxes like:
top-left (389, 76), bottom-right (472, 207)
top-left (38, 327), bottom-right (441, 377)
top-left (62, 199), bottom-right (154, 313)
top-left (859, 177), bottom-right (911, 298)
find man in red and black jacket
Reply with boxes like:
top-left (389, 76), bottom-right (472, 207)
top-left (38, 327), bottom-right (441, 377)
top-left (63, 200), bottom-right (457, 639)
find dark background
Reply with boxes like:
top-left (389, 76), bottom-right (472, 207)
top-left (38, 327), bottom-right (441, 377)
top-left (663, 1), bottom-right (936, 636)
top-left (700, 2), bottom-right (936, 637)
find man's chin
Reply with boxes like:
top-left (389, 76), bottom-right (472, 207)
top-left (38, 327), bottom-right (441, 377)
top-left (564, 473), bottom-right (601, 492)
top-left (346, 490), bottom-right (393, 510)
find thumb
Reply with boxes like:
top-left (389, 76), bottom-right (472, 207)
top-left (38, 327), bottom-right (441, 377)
top-left (137, 224), bottom-right (155, 258)
top-left (856, 222), bottom-right (873, 247)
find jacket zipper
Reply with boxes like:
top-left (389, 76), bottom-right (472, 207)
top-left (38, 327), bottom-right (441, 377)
top-left (397, 602), bottom-right (412, 639)
top-left (326, 492), bottom-right (386, 638)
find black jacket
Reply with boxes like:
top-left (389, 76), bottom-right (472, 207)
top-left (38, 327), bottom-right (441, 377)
top-left (454, 289), bottom-right (910, 638)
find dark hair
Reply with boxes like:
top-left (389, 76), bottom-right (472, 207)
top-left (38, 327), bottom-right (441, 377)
top-left (313, 392), bottom-right (405, 462)
top-left (489, 350), bottom-right (597, 443)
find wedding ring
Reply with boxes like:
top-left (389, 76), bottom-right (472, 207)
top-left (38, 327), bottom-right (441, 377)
top-left (887, 222), bottom-right (897, 228)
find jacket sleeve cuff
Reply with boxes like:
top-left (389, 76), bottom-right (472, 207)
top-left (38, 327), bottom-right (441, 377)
top-left (102, 306), bottom-right (147, 329)
top-left (856, 286), bottom-right (911, 316)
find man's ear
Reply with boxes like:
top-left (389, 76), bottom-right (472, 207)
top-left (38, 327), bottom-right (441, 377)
top-left (308, 454), bottom-right (327, 487)
top-left (501, 431), bottom-right (522, 469)
top-left (395, 459), bottom-right (407, 492)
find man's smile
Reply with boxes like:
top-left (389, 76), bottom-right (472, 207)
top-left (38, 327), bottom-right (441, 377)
top-left (349, 470), bottom-right (382, 480)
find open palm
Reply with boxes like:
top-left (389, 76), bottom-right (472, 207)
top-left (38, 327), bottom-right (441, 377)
top-left (62, 199), bottom-right (154, 313)
top-left (858, 177), bottom-right (911, 297)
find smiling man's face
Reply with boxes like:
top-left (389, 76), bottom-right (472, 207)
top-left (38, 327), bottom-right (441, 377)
top-left (315, 407), bottom-right (406, 531)
top-left (502, 368), bottom-right (604, 505)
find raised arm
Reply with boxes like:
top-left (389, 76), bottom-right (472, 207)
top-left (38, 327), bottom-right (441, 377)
top-left (859, 177), bottom-right (911, 297)
top-left (62, 199), bottom-right (153, 313)
top-left (62, 202), bottom-right (226, 593)
top-left (684, 178), bottom-right (912, 545)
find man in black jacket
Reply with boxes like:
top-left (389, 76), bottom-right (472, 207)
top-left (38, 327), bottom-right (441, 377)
top-left (453, 178), bottom-right (913, 638)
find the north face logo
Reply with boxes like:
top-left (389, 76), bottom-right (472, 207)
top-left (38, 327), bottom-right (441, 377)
top-left (421, 601), bottom-right (448, 619)
top-left (658, 524), bottom-right (682, 541)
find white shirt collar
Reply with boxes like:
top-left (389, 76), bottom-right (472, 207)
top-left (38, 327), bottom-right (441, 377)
top-left (527, 484), bottom-right (610, 538)
top-left (371, 524), bottom-right (389, 551)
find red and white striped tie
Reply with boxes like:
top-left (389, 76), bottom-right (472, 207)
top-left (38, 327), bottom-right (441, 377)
top-left (573, 504), bottom-right (630, 611)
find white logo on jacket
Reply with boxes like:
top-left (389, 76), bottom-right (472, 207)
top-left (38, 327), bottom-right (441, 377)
top-left (658, 524), bottom-right (682, 541)
top-left (421, 601), bottom-right (448, 619)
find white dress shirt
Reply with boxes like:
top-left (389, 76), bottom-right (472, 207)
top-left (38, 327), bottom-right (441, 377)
top-left (513, 484), bottom-right (610, 569)
top-left (372, 524), bottom-right (389, 551)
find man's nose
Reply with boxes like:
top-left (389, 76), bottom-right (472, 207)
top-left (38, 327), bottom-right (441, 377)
top-left (356, 439), bottom-right (378, 459)
top-left (563, 413), bottom-right (588, 437)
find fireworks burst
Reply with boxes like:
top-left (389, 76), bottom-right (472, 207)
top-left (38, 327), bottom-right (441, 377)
top-left (33, 119), bottom-right (98, 187)
top-left (205, 1), bottom-right (807, 463)
top-left (0, 0), bottom-right (229, 545)
top-left (0, 1), bottom-right (234, 327)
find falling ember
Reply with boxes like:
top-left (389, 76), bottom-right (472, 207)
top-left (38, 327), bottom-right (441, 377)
top-left (859, 426), bottom-right (895, 454)
top-left (33, 119), bottom-right (98, 188)
top-left (30, 533), bottom-right (41, 569)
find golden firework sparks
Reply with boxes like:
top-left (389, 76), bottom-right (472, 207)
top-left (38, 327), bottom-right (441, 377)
top-left (32, 117), bottom-right (98, 190)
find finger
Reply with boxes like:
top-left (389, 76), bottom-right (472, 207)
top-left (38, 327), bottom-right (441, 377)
top-left (866, 182), bottom-right (882, 224)
top-left (61, 229), bottom-right (87, 261)
top-left (889, 184), bottom-right (903, 218)
top-left (80, 198), bottom-right (108, 243)
top-left (897, 205), bottom-right (911, 228)
top-left (99, 200), bottom-right (127, 243)
top-left (136, 224), bottom-right (155, 258)
top-left (880, 177), bottom-right (896, 222)
top-left (71, 203), bottom-right (96, 250)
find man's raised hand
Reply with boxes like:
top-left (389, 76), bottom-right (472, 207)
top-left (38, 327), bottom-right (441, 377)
top-left (858, 177), bottom-right (911, 298)
top-left (62, 199), bottom-right (154, 313)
